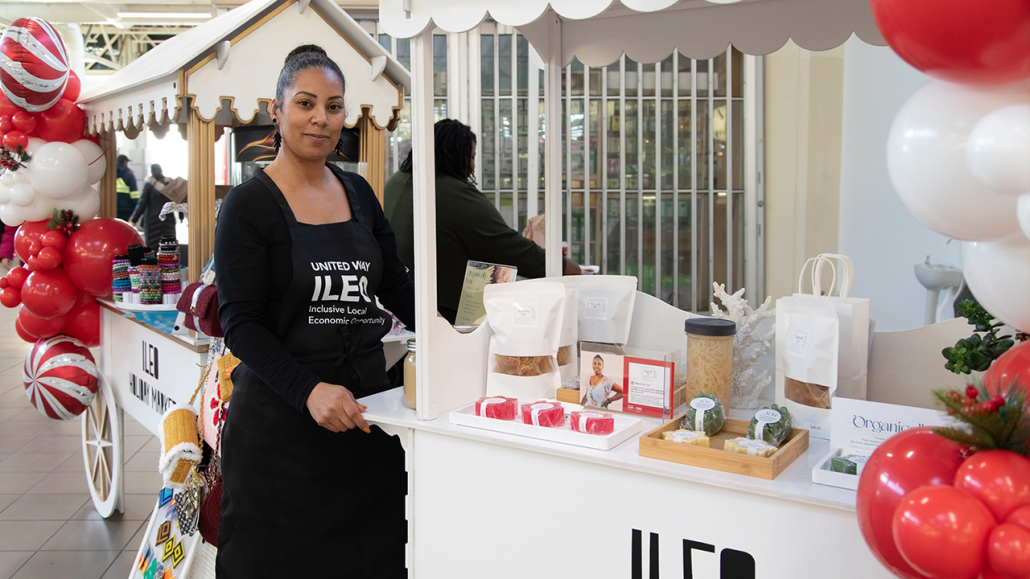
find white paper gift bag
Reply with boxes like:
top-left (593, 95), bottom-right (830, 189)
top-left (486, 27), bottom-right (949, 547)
top-left (775, 255), bottom-right (870, 439)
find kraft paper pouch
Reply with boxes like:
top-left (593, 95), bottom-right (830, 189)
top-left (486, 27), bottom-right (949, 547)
top-left (485, 282), bottom-right (565, 401)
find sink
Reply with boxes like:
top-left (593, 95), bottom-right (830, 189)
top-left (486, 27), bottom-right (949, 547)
top-left (914, 263), bottom-right (963, 325)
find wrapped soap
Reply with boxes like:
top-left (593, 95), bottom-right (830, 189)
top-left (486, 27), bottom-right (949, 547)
top-left (830, 452), bottom-right (869, 475)
top-left (724, 437), bottom-right (778, 458)
top-left (662, 429), bottom-right (710, 447)
top-left (748, 404), bottom-right (793, 446)
top-left (521, 401), bottom-right (565, 427)
top-left (681, 392), bottom-right (726, 436)
top-left (475, 396), bottom-right (519, 420)
top-left (570, 410), bottom-right (615, 435)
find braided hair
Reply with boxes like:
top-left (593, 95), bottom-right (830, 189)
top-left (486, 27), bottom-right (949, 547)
top-left (271, 44), bottom-right (348, 156)
top-left (399, 119), bottom-right (477, 184)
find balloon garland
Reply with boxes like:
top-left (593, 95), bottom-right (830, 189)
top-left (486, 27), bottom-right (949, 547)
top-left (0, 18), bottom-right (145, 420)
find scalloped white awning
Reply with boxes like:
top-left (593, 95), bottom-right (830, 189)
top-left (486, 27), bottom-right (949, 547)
top-left (379, 0), bottom-right (886, 65)
top-left (78, 0), bottom-right (409, 136)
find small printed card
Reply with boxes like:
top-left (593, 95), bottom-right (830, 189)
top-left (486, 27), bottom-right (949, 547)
top-left (455, 260), bottom-right (518, 326)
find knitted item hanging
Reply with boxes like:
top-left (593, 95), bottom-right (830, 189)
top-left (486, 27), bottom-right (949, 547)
top-left (158, 403), bottom-right (202, 489)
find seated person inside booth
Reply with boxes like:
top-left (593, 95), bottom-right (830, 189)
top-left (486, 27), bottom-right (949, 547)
top-left (384, 119), bottom-right (581, 324)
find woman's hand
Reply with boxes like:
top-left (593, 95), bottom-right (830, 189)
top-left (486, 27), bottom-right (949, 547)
top-left (305, 382), bottom-right (371, 433)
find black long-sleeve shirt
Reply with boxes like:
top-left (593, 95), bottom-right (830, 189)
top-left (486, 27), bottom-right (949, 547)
top-left (215, 167), bottom-right (415, 413)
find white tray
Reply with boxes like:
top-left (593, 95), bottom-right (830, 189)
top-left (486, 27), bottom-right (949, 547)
top-left (448, 401), bottom-right (643, 450)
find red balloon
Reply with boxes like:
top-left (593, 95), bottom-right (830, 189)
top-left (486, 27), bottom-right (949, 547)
top-left (34, 98), bottom-right (85, 143)
top-left (0, 287), bottom-right (21, 308)
top-left (40, 230), bottom-right (66, 251)
top-left (13, 316), bottom-right (34, 342)
top-left (0, 91), bottom-right (22, 117)
top-left (858, 427), bottom-right (968, 579)
top-left (893, 485), bottom-right (996, 579)
top-left (6, 266), bottom-right (28, 289)
top-left (987, 523), bottom-right (1030, 578)
top-left (0, 115), bottom-right (12, 134)
top-left (17, 306), bottom-right (66, 340)
top-left (0, 277), bottom-right (8, 289)
top-left (2, 130), bottom-right (27, 152)
top-left (955, 451), bottom-right (1030, 522)
top-left (21, 268), bottom-right (77, 319)
top-left (62, 217), bottom-right (143, 297)
top-left (1008, 505), bottom-right (1030, 531)
top-left (61, 296), bottom-right (99, 347)
top-left (11, 110), bottom-right (36, 134)
top-left (62, 70), bottom-right (80, 102)
top-left (985, 341), bottom-right (1030, 400)
top-left (979, 567), bottom-right (1022, 579)
top-left (14, 220), bottom-right (50, 262)
top-left (34, 246), bottom-right (61, 270)
top-left (870, 0), bottom-right (1030, 85)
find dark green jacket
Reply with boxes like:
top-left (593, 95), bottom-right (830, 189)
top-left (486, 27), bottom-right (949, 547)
top-left (383, 171), bottom-right (545, 316)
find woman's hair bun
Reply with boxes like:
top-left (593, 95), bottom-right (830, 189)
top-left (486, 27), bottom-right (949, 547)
top-left (285, 44), bottom-right (327, 64)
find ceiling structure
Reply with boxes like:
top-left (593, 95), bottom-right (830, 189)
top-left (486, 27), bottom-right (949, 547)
top-left (1, 0), bottom-right (379, 72)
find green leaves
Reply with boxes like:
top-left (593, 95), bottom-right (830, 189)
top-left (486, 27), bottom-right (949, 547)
top-left (943, 299), bottom-right (1013, 375)
top-left (933, 381), bottom-right (1029, 457)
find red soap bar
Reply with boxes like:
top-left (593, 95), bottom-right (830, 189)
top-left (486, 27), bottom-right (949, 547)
top-left (521, 401), bottom-right (565, 427)
top-left (570, 410), bottom-right (615, 435)
top-left (475, 396), bottom-right (518, 420)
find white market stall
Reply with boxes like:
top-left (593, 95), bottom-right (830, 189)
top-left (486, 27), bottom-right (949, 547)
top-left (352, 1), bottom-right (961, 578)
top-left (71, 0), bottom-right (410, 527)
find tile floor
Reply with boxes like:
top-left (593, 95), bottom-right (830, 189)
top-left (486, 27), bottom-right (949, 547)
top-left (0, 304), bottom-right (162, 579)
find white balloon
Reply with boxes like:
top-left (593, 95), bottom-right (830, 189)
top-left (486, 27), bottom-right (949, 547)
top-left (61, 185), bottom-right (100, 221)
top-left (1019, 193), bottom-right (1030, 240)
top-left (13, 195), bottom-right (55, 223)
top-left (26, 142), bottom-right (88, 201)
top-left (9, 183), bottom-right (36, 207)
top-left (961, 236), bottom-right (1030, 333)
top-left (70, 140), bottom-right (106, 185)
top-left (887, 80), bottom-right (1026, 241)
top-left (967, 104), bottom-right (1030, 197)
top-left (24, 137), bottom-right (45, 155)
top-left (0, 171), bottom-right (12, 187)
top-left (11, 171), bottom-right (27, 185)
top-left (0, 203), bottom-right (24, 227)
top-left (0, 183), bottom-right (10, 205)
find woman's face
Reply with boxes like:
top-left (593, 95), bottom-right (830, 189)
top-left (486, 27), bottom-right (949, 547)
top-left (592, 358), bottom-right (604, 376)
top-left (272, 67), bottom-right (345, 161)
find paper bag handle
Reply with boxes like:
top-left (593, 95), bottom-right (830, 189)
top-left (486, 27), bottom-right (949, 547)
top-left (816, 253), bottom-right (854, 299)
top-left (798, 256), bottom-right (837, 297)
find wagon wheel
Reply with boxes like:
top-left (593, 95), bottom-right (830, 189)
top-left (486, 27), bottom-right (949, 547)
top-left (81, 377), bottom-right (124, 518)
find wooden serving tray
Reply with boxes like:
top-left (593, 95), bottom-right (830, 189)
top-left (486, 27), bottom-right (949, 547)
top-left (638, 415), bottom-right (809, 480)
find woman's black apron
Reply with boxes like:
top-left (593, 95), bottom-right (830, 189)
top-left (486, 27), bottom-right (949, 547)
top-left (217, 169), bottom-right (405, 578)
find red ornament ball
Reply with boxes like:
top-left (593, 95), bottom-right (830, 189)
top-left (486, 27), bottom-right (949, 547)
top-left (23, 335), bottom-right (98, 420)
top-left (0, 18), bottom-right (70, 112)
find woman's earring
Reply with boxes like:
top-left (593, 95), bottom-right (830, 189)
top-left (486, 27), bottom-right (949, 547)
top-left (271, 120), bottom-right (281, 151)
top-left (333, 134), bottom-right (346, 158)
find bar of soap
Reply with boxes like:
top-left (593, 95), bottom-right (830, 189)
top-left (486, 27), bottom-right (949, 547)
top-left (662, 429), bottom-right (710, 447)
top-left (571, 410), bottom-right (615, 435)
top-left (475, 396), bottom-right (518, 420)
top-left (724, 437), bottom-right (778, 458)
top-left (830, 455), bottom-right (858, 475)
top-left (521, 401), bottom-right (565, 427)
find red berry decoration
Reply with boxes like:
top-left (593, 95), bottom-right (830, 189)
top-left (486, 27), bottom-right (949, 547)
top-left (11, 110), bottom-right (36, 134)
top-left (892, 485), bottom-right (996, 579)
top-left (967, 385), bottom-right (981, 399)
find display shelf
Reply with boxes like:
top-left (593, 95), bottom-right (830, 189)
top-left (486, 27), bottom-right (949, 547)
top-left (360, 386), bottom-right (859, 512)
top-left (449, 400), bottom-right (643, 450)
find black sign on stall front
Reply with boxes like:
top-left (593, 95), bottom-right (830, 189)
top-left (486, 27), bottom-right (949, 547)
top-left (631, 530), bottom-right (756, 579)
top-left (130, 340), bottom-right (174, 416)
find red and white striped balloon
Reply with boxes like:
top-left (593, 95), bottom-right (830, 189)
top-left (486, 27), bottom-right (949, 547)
top-left (23, 335), bottom-right (99, 420)
top-left (0, 18), bottom-right (69, 113)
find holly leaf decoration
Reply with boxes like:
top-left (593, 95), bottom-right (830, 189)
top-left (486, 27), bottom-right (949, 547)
top-left (0, 145), bottom-right (30, 172)
top-left (933, 378), bottom-right (1029, 457)
top-left (47, 209), bottom-right (80, 237)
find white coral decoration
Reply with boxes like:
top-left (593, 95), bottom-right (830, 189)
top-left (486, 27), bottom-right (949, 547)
top-left (710, 283), bottom-right (775, 409)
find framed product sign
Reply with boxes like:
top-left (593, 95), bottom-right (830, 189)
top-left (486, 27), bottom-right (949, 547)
top-left (579, 342), bottom-right (684, 419)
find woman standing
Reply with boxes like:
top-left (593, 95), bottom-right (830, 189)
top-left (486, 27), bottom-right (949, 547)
top-left (215, 45), bottom-right (414, 578)
top-left (580, 355), bottom-right (624, 409)
top-left (129, 164), bottom-right (177, 250)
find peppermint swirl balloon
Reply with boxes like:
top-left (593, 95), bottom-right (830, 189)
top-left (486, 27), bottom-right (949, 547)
top-left (23, 335), bottom-right (99, 420)
top-left (0, 18), bottom-right (69, 113)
